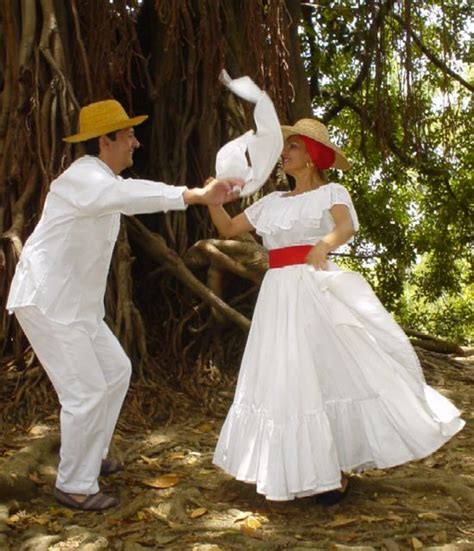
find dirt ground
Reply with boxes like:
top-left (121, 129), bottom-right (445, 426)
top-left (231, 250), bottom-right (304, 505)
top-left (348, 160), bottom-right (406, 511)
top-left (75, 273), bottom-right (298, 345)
top-left (0, 349), bottom-right (473, 551)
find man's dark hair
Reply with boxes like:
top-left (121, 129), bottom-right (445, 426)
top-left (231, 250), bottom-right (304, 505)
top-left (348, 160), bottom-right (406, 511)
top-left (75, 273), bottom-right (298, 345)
top-left (82, 131), bottom-right (118, 156)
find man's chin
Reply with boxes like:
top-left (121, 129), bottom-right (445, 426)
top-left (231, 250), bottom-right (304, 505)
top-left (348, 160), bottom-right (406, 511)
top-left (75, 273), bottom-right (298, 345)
top-left (118, 159), bottom-right (134, 174)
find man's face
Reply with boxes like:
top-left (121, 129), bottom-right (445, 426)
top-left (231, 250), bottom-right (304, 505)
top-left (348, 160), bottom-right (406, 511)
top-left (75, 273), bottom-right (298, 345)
top-left (104, 127), bottom-right (140, 174)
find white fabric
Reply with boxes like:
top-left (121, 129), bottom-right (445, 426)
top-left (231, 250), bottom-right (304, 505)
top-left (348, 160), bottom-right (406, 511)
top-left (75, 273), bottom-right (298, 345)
top-left (244, 183), bottom-right (359, 248)
top-left (213, 185), bottom-right (464, 501)
top-left (15, 306), bottom-right (131, 494)
top-left (7, 155), bottom-right (187, 335)
top-left (215, 70), bottom-right (283, 197)
top-left (7, 155), bottom-right (189, 494)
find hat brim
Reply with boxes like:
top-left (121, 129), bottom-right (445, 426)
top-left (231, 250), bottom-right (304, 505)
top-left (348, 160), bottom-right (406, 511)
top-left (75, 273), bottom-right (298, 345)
top-left (63, 115), bottom-right (149, 143)
top-left (281, 125), bottom-right (351, 171)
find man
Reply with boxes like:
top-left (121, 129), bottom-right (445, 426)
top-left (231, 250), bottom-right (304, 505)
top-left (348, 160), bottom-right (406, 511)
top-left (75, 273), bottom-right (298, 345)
top-left (6, 99), bottom-right (243, 511)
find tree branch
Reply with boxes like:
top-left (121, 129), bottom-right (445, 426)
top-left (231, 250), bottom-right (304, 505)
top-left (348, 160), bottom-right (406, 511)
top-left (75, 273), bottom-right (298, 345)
top-left (186, 239), bottom-right (265, 285)
top-left (328, 94), bottom-right (471, 217)
top-left (300, 3), bottom-right (320, 100)
top-left (322, 0), bottom-right (397, 122)
top-left (403, 326), bottom-right (465, 355)
top-left (126, 217), bottom-right (251, 332)
top-left (70, 0), bottom-right (93, 100)
top-left (390, 12), bottom-right (474, 93)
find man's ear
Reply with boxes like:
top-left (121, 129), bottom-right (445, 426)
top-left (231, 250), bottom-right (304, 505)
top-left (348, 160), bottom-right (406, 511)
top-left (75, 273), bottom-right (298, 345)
top-left (98, 135), bottom-right (109, 150)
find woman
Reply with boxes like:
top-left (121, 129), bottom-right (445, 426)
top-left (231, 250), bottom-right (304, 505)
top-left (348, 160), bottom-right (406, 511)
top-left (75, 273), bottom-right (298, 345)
top-left (208, 118), bottom-right (464, 503)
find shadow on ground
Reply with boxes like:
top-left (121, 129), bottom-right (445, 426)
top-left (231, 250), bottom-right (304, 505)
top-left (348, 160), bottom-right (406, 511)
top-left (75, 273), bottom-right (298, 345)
top-left (0, 350), bottom-right (473, 551)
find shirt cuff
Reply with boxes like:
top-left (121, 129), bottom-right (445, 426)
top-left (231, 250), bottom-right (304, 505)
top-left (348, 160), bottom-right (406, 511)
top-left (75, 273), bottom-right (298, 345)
top-left (175, 186), bottom-right (188, 210)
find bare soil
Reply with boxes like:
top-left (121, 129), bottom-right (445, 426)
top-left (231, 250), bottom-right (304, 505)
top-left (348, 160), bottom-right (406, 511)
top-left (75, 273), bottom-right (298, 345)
top-left (0, 350), bottom-right (472, 551)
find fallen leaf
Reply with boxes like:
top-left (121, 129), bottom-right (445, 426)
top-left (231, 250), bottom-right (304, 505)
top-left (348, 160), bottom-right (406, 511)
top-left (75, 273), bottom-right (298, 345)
top-left (417, 511), bottom-right (439, 520)
top-left (28, 472), bottom-right (43, 484)
top-left (195, 423), bottom-right (213, 433)
top-left (33, 515), bottom-right (49, 525)
top-left (167, 452), bottom-right (186, 460)
top-left (6, 514), bottom-right (20, 526)
top-left (360, 514), bottom-right (384, 523)
top-left (245, 516), bottom-right (261, 530)
top-left (39, 465), bottom-right (57, 476)
top-left (364, 469), bottom-right (386, 477)
top-left (411, 537), bottom-right (423, 550)
top-left (147, 533), bottom-right (182, 545)
top-left (326, 516), bottom-right (359, 528)
top-left (28, 425), bottom-right (49, 437)
top-left (331, 545), bottom-right (374, 551)
top-left (379, 497), bottom-right (398, 505)
top-left (433, 530), bottom-right (447, 544)
top-left (48, 507), bottom-right (75, 519)
top-left (47, 520), bottom-right (63, 533)
top-left (382, 538), bottom-right (400, 551)
top-left (190, 507), bottom-right (207, 519)
top-left (422, 457), bottom-right (441, 468)
top-left (386, 513), bottom-right (405, 523)
top-left (184, 455), bottom-right (199, 465)
top-left (142, 473), bottom-right (179, 489)
top-left (240, 516), bottom-right (263, 539)
top-left (336, 532), bottom-right (358, 543)
top-left (139, 455), bottom-right (159, 465)
top-left (106, 519), bottom-right (126, 526)
top-left (230, 510), bottom-right (253, 523)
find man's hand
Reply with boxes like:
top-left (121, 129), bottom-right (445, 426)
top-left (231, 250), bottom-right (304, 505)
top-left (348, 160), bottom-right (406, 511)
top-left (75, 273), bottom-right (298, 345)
top-left (201, 177), bottom-right (245, 206)
top-left (183, 178), bottom-right (245, 206)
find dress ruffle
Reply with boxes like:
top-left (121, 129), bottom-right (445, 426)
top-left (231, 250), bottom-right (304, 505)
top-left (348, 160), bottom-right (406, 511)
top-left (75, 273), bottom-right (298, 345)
top-left (214, 386), bottom-right (463, 501)
top-left (213, 266), bottom-right (464, 501)
top-left (244, 184), bottom-right (359, 236)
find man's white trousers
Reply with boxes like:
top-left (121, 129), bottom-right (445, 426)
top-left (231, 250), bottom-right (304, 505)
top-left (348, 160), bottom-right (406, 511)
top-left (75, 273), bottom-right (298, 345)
top-left (15, 306), bottom-right (131, 494)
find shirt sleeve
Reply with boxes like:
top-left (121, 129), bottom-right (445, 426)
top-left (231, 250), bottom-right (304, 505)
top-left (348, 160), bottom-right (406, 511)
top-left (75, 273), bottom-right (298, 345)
top-left (106, 177), bottom-right (187, 216)
top-left (329, 184), bottom-right (359, 231)
top-left (53, 161), bottom-right (187, 216)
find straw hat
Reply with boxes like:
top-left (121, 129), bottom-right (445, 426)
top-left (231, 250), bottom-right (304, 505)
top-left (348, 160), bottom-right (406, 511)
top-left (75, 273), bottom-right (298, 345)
top-left (281, 118), bottom-right (350, 171)
top-left (63, 100), bottom-right (148, 143)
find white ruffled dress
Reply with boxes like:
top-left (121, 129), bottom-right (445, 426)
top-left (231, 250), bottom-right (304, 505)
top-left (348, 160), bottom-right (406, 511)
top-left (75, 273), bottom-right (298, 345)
top-left (213, 183), bottom-right (464, 501)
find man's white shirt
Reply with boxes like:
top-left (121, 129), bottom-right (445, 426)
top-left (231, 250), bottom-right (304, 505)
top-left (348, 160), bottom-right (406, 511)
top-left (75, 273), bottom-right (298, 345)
top-left (7, 155), bottom-right (187, 334)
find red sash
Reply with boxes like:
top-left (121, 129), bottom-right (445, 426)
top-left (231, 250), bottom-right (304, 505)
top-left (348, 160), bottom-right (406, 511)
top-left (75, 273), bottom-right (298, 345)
top-left (268, 245), bottom-right (313, 269)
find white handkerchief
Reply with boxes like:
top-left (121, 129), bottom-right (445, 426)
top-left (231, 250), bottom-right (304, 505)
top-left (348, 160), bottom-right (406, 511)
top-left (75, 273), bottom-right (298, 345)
top-left (216, 70), bottom-right (283, 197)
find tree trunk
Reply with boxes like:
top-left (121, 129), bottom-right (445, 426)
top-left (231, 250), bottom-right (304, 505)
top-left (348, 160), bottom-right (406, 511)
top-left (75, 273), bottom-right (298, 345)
top-left (0, 0), bottom-right (306, 423)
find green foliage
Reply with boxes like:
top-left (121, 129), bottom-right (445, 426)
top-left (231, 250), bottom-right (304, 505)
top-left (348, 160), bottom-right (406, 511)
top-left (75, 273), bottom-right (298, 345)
top-left (300, 0), bottom-right (473, 327)
top-left (397, 257), bottom-right (474, 344)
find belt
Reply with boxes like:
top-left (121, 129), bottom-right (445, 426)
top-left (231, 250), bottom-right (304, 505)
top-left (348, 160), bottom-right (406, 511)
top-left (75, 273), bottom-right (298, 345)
top-left (268, 245), bottom-right (313, 268)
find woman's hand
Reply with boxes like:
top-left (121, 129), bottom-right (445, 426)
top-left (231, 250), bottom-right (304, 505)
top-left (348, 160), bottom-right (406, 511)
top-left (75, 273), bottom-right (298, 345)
top-left (183, 178), bottom-right (245, 206)
top-left (306, 241), bottom-right (331, 270)
top-left (201, 177), bottom-right (245, 206)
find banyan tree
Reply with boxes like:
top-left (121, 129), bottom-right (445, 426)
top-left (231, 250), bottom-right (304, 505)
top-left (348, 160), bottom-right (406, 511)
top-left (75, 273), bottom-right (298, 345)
top-left (1, 1), bottom-right (472, 425)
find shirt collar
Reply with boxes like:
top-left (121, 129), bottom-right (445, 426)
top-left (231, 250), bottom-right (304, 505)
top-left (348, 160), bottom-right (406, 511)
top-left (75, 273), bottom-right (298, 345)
top-left (85, 155), bottom-right (119, 179)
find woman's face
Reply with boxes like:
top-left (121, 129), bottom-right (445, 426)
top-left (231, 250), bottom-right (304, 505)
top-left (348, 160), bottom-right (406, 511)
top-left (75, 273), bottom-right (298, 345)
top-left (281, 135), bottom-right (311, 175)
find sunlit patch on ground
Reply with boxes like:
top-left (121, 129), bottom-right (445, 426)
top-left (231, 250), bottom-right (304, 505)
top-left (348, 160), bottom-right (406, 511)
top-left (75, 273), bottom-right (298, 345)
top-left (0, 352), bottom-right (473, 550)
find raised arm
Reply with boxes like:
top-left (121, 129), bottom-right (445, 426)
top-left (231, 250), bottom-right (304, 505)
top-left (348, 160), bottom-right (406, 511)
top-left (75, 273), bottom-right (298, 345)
top-left (306, 204), bottom-right (356, 270)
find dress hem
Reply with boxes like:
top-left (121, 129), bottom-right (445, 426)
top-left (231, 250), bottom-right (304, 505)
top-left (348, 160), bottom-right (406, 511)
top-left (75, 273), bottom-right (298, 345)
top-left (213, 419), bottom-right (464, 502)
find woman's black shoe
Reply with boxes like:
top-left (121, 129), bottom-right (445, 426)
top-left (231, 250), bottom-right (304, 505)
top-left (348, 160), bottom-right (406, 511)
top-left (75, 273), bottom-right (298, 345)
top-left (316, 478), bottom-right (350, 506)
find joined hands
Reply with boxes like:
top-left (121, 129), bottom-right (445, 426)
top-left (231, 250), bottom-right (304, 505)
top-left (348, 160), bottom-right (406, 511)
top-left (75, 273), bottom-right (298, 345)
top-left (183, 178), bottom-right (245, 206)
top-left (202, 177), bottom-right (245, 206)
